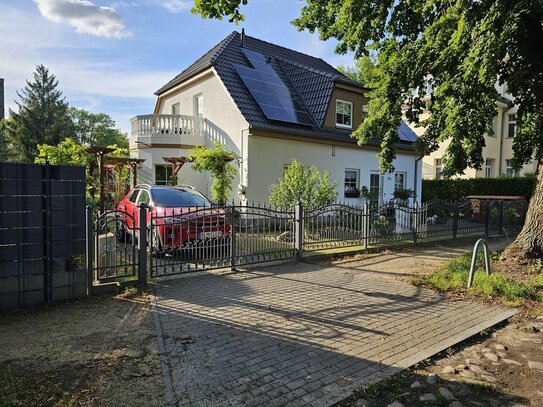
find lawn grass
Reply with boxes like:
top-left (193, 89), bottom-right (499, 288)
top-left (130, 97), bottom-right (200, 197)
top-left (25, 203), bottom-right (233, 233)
top-left (413, 252), bottom-right (543, 306)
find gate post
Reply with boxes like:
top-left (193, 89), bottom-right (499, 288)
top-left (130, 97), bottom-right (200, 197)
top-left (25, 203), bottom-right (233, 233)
top-left (363, 202), bottom-right (369, 251)
top-left (138, 203), bottom-right (148, 286)
top-left (230, 206), bottom-right (238, 272)
top-left (295, 201), bottom-right (304, 261)
top-left (452, 201), bottom-right (459, 240)
top-left (484, 200), bottom-right (490, 237)
top-left (498, 200), bottom-right (504, 234)
top-left (412, 201), bottom-right (419, 245)
top-left (85, 205), bottom-right (94, 296)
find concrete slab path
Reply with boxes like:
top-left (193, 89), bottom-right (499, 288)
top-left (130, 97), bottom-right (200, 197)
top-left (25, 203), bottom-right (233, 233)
top-left (152, 262), bottom-right (516, 407)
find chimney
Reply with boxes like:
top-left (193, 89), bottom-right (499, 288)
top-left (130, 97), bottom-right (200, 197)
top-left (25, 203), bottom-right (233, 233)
top-left (240, 28), bottom-right (245, 48)
top-left (0, 78), bottom-right (4, 119)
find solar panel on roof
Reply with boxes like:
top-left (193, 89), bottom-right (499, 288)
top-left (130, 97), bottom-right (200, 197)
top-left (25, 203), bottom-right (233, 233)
top-left (233, 48), bottom-right (315, 126)
top-left (398, 121), bottom-right (418, 142)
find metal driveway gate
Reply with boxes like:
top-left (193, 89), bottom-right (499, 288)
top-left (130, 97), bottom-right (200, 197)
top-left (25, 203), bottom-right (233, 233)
top-left (149, 204), bottom-right (296, 277)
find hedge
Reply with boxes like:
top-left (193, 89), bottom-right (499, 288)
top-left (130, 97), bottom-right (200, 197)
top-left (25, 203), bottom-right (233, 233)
top-left (422, 176), bottom-right (536, 202)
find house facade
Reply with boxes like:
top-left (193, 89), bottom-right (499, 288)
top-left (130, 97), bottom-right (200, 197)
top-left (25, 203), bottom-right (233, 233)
top-left (130, 31), bottom-right (422, 205)
top-left (418, 84), bottom-right (537, 179)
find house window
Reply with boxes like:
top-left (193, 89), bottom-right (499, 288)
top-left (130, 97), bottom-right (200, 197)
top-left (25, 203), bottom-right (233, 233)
top-left (344, 169), bottom-right (360, 197)
top-left (335, 100), bottom-right (353, 128)
top-left (155, 165), bottom-right (173, 185)
top-left (394, 172), bottom-right (406, 191)
top-left (194, 94), bottom-right (204, 117)
top-left (508, 114), bottom-right (516, 138)
top-left (505, 159), bottom-right (517, 177)
top-left (369, 172), bottom-right (381, 204)
top-left (435, 158), bottom-right (443, 180)
top-left (485, 158), bottom-right (494, 178)
top-left (171, 103), bottom-right (179, 115)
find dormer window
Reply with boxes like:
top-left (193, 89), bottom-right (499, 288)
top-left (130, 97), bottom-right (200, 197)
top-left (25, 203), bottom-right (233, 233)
top-left (336, 100), bottom-right (352, 129)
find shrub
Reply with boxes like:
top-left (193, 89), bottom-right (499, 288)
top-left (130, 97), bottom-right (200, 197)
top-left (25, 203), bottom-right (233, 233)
top-left (422, 176), bottom-right (535, 202)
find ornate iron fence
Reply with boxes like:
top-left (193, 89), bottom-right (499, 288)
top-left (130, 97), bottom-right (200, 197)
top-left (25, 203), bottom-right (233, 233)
top-left (86, 199), bottom-right (527, 285)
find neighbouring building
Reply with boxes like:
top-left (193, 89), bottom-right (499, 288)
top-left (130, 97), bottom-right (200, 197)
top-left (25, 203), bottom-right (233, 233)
top-left (130, 31), bottom-right (421, 205)
top-left (416, 84), bottom-right (537, 179)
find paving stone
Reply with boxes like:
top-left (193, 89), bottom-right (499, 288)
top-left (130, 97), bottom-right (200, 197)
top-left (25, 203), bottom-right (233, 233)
top-left (463, 378), bottom-right (489, 386)
top-left (495, 344), bottom-right (507, 351)
top-left (410, 381), bottom-right (423, 389)
top-left (354, 400), bottom-right (369, 407)
top-left (442, 365), bottom-right (456, 375)
top-left (426, 373), bottom-right (438, 384)
top-left (460, 369), bottom-right (475, 379)
top-left (469, 364), bottom-right (486, 375)
top-left (502, 358), bottom-right (521, 367)
top-left (449, 402), bottom-right (463, 407)
top-left (484, 352), bottom-right (500, 362)
top-left (528, 360), bottom-right (543, 371)
top-left (419, 393), bottom-right (437, 403)
top-left (482, 374), bottom-right (498, 383)
top-left (386, 402), bottom-right (405, 407)
top-left (465, 357), bottom-right (482, 366)
top-left (438, 387), bottom-right (456, 400)
top-left (455, 364), bottom-right (468, 371)
top-left (152, 262), bottom-right (516, 407)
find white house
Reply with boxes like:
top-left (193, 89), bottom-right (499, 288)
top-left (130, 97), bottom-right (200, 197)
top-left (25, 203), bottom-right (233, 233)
top-left (130, 31), bottom-right (422, 205)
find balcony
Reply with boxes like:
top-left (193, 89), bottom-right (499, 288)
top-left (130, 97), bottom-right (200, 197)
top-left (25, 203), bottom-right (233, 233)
top-left (130, 114), bottom-right (206, 145)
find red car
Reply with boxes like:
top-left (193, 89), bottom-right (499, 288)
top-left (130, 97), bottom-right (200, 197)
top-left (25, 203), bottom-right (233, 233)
top-left (116, 185), bottom-right (230, 256)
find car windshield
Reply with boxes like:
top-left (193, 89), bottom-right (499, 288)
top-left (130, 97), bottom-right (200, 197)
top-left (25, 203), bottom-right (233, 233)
top-left (151, 188), bottom-right (211, 208)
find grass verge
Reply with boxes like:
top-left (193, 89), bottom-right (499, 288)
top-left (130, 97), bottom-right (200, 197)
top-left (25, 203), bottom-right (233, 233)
top-left (412, 252), bottom-right (543, 307)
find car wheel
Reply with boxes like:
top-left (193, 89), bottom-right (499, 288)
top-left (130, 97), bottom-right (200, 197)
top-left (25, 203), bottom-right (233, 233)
top-left (115, 217), bottom-right (131, 243)
top-left (148, 228), bottom-right (165, 258)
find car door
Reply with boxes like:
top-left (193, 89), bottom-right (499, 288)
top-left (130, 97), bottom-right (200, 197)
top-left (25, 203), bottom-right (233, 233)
top-left (134, 189), bottom-right (151, 230)
top-left (122, 188), bottom-right (140, 232)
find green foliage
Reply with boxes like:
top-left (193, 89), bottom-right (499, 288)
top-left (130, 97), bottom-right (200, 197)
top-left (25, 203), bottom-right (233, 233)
top-left (337, 54), bottom-right (381, 87)
top-left (35, 138), bottom-right (128, 206)
top-left (69, 108), bottom-right (128, 148)
top-left (393, 188), bottom-right (414, 200)
top-left (189, 142), bottom-right (239, 205)
top-left (269, 158), bottom-right (338, 210)
top-left (0, 118), bottom-right (9, 161)
top-left (193, 1), bottom-right (543, 177)
top-left (417, 252), bottom-right (543, 305)
top-left (422, 176), bottom-right (535, 202)
top-left (4, 65), bottom-right (73, 162)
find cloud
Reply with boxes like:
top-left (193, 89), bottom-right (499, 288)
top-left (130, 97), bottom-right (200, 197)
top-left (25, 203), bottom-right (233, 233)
top-left (160, 0), bottom-right (192, 13)
top-left (34, 0), bottom-right (131, 38)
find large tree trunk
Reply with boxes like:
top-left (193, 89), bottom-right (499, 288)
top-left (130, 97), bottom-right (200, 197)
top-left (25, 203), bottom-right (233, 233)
top-left (506, 153), bottom-right (543, 259)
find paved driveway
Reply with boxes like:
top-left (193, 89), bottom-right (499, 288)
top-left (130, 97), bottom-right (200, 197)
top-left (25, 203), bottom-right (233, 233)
top-left (152, 262), bottom-right (516, 407)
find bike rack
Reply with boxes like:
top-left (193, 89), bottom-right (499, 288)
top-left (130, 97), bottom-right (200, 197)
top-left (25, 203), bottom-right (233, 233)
top-left (468, 238), bottom-right (491, 288)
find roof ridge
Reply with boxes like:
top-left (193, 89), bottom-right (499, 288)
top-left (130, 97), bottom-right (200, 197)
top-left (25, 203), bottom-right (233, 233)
top-left (276, 57), bottom-right (337, 79)
top-left (210, 31), bottom-right (239, 63)
top-left (243, 33), bottom-right (343, 74)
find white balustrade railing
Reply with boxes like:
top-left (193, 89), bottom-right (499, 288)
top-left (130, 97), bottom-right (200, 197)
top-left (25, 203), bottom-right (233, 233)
top-left (130, 114), bottom-right (205, 138)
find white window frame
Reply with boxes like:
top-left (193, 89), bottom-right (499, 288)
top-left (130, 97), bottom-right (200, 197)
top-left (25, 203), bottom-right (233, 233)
top-left (171, 103), bottom-right (179, 115)
top-left (155, 165), bottom-right (173, 186)
top-left (505, 159), bottom-right (517, 177)
top-left (194, 94), bottom-right (204, 117)
top-left (335, 100), bottom-right (353, 129)
top-left (435, 158), bottom-right (443, 180)
top-left (485, 158), bottom-right (494, 178)
top-left (344, 169), bottom-right (360, 197)
top-left (507, 114), bottom-right (516, 138)
top-left (369, 171), bottom-right (382, 204)
top-left (394, 172), bottom-right (407, 191)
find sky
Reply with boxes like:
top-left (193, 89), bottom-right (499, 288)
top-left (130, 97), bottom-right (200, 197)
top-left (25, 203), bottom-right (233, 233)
top-left (0, 0), bottom-right (356, 134)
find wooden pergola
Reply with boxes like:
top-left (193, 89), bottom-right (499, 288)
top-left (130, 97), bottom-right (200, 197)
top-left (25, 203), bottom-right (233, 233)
top-left (106, 156), bottom-right (146, 187)
top-left (87, 146), bottom-right (116, 213)
top-left (162, 157), bottom-right (194, 185)
top-left (87, 146), bottom-right (146, 212)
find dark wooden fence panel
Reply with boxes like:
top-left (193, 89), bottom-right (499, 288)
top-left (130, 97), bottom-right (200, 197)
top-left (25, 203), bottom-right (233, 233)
top-left (0, 162), bottom-right (86, 310)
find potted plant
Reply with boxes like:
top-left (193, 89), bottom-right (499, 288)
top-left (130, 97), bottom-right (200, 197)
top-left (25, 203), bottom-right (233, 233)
top-left (344, 186), bottom-right (361, 198)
